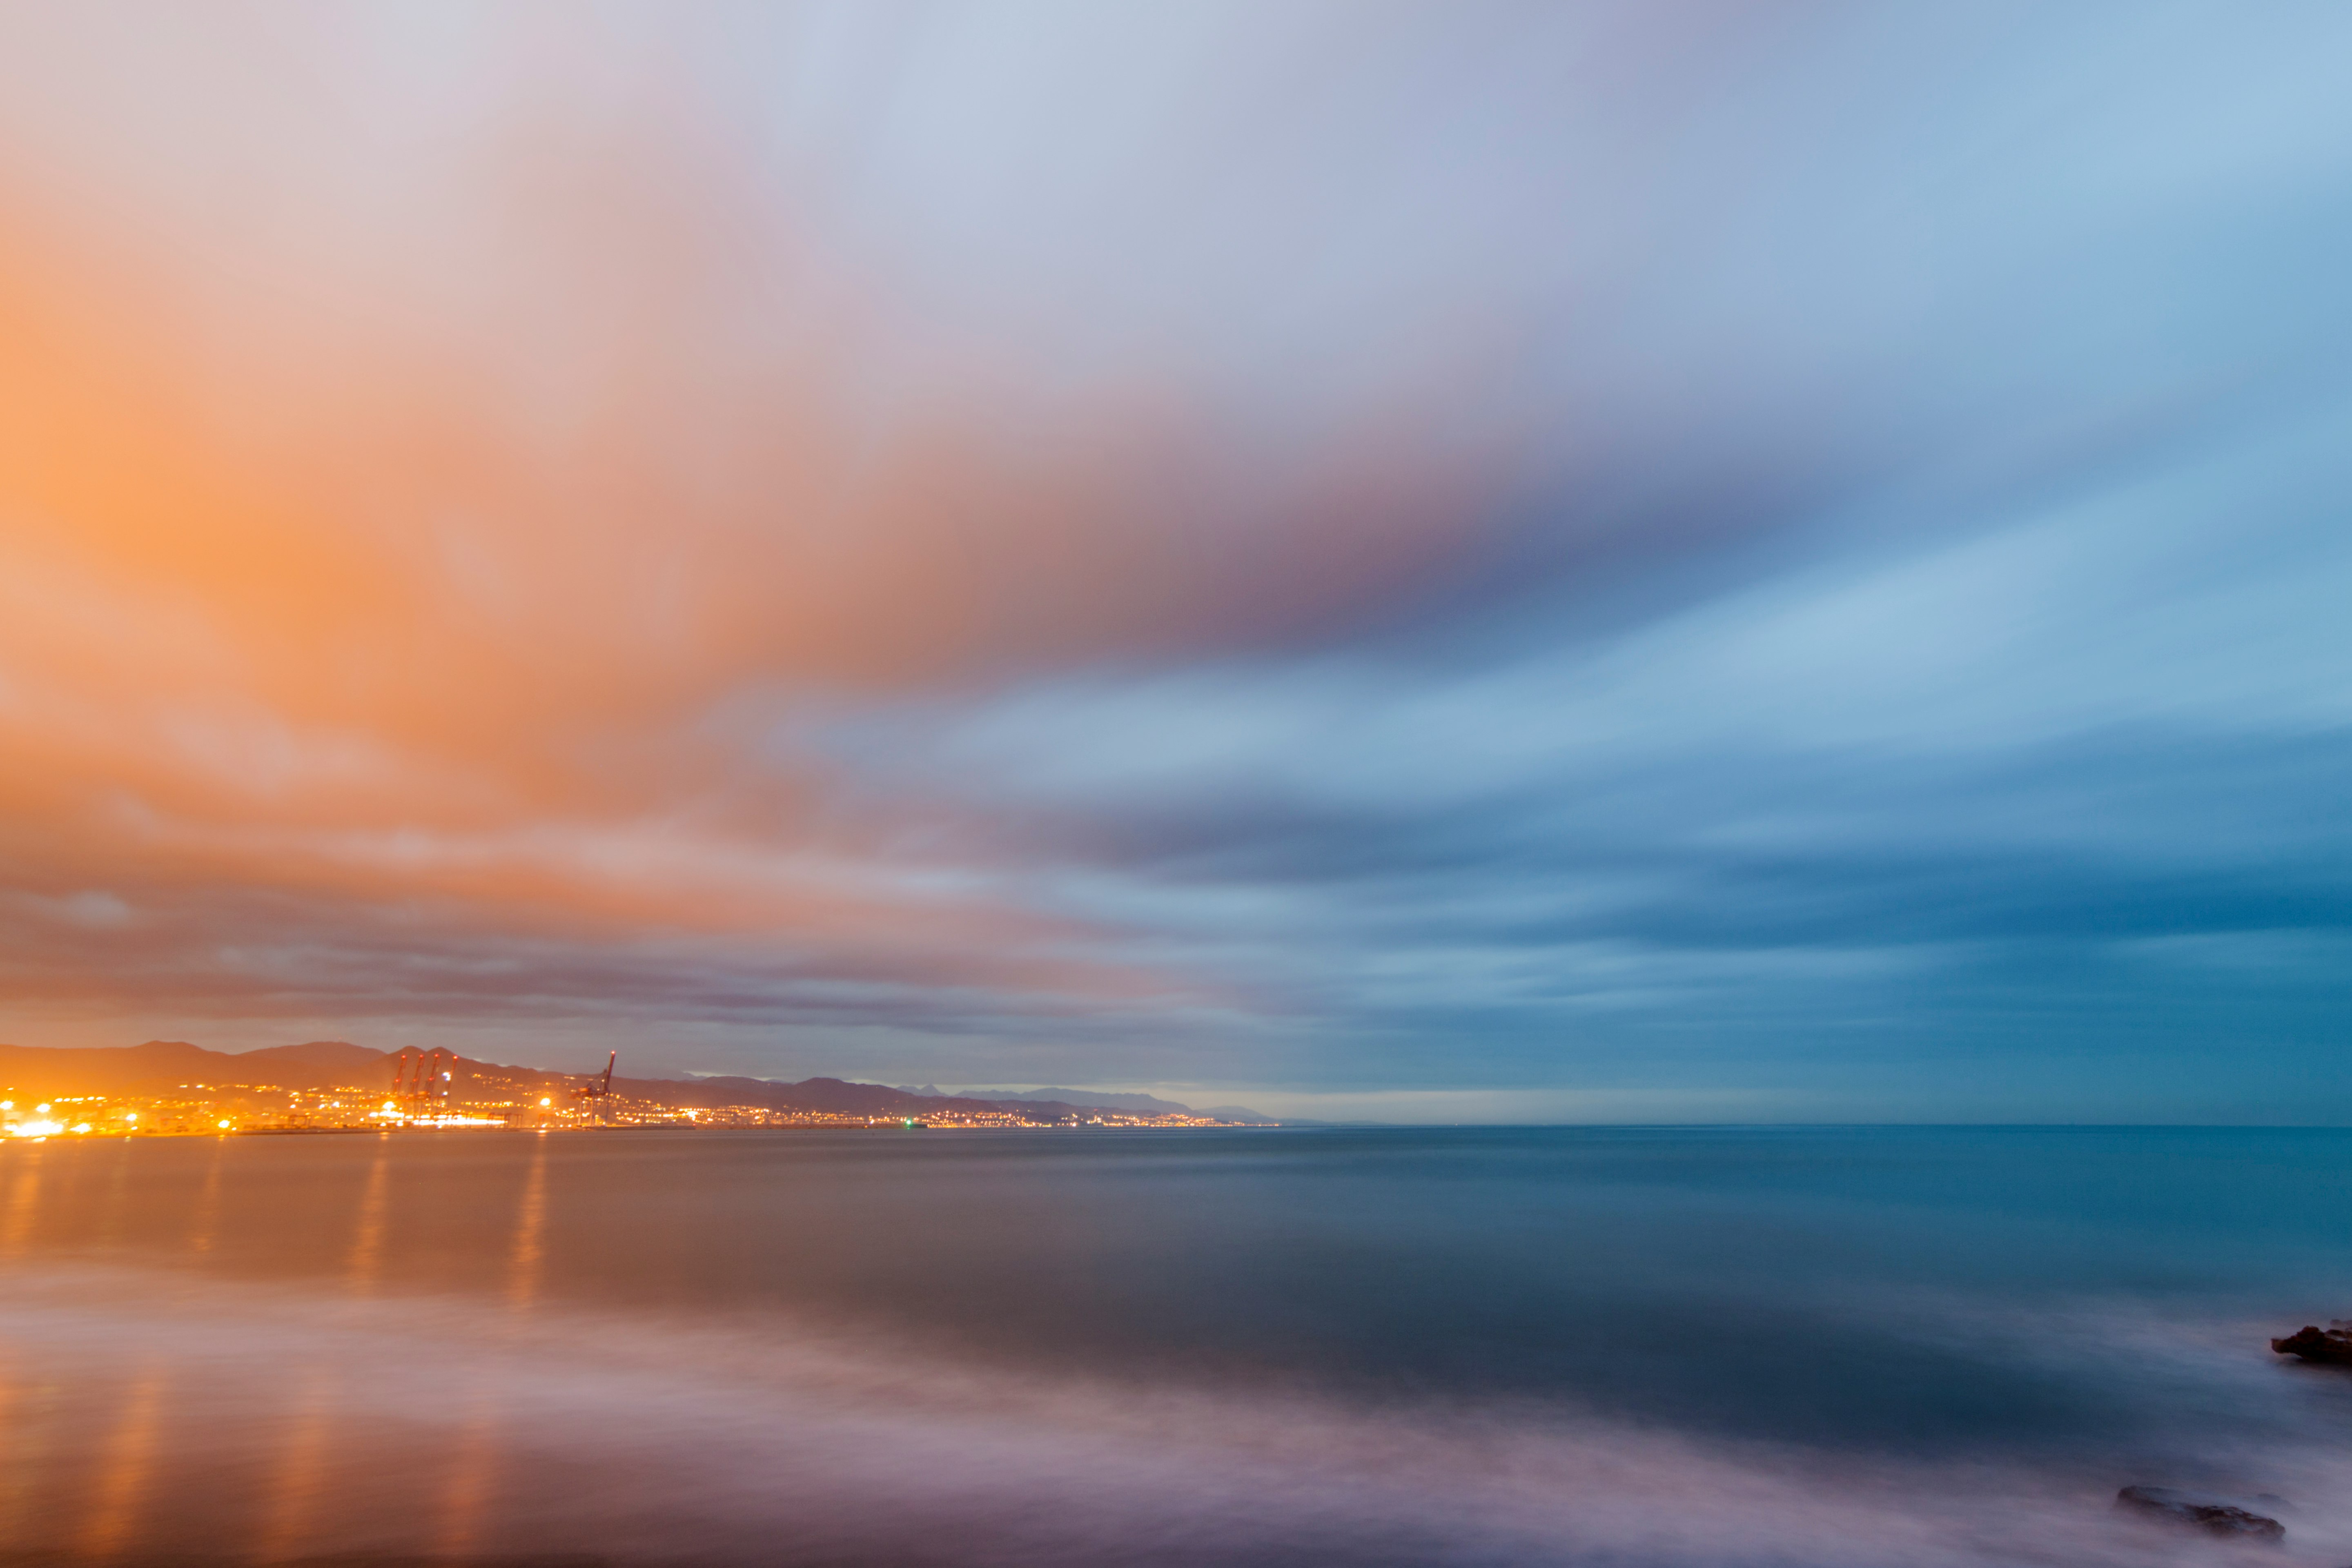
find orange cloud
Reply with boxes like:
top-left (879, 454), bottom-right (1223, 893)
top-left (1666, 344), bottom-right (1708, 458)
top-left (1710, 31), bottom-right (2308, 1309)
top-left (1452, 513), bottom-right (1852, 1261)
top-left (0, 47), bottom-right (1494, 1049)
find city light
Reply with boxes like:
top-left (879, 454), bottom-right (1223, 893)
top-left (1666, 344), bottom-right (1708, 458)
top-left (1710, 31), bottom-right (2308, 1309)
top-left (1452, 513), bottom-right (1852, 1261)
top-left (0, 1069), bottom-right (1258, 1137)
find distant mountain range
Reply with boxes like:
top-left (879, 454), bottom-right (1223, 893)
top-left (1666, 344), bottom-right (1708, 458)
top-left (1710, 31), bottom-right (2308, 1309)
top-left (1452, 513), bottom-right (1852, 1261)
top-left (0, 1041), bottom-right (1286, 1125)
top-left (0, 1039), bottom-right (391, 1094)
top-left (900, 1084), bottom-right (1279, 1123)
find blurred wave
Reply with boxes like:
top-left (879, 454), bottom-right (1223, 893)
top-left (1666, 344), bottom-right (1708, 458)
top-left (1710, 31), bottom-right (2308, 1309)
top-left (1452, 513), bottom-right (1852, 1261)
top-left (4, 1260), bottom-right (2347, 1567)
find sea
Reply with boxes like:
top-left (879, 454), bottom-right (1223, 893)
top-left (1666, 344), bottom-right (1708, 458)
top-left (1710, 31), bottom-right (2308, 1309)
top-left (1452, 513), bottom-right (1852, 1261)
top-left (4, 1125), bottom-right (2352, 1566)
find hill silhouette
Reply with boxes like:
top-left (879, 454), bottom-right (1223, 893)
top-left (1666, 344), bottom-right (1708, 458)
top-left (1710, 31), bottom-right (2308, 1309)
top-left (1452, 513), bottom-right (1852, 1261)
top-left (0, 1043), bottom-right (1283, 1124)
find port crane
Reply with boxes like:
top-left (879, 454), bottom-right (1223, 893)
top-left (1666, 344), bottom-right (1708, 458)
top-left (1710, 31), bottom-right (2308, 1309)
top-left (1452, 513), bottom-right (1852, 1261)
top-left (388, 1047), bottom-right (457, 1118)
top-left (572, 1052), bottom-right (617, 1120)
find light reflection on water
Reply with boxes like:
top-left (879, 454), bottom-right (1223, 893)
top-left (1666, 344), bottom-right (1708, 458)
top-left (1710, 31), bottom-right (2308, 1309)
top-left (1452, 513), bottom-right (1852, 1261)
top-left (186, 1139), bottom-right (225, 1258)
top-left (254, 1365), bottom-right (338, 1564)
top-left (79, 1362), bottom-right (165, 1559)
top-left (2, 1144), bottom-right (40, 1257)
top-left (1, 1126), bottom-right (2350, 1566)
top-left (345, 1147), bottom-right (390, 1298)
top-left (506, 1133), bottom-right (549, 1316)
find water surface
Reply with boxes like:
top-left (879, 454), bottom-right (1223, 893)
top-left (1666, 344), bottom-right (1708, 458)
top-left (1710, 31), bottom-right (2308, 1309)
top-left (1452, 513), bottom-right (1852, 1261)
top-left (4, 1125), bottom-right (2351, 1564)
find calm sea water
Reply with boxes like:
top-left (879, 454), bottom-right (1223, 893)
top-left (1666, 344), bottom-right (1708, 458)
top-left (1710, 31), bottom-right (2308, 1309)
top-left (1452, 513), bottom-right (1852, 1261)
top-left (4, 1125), bottom-right (2352, 1565)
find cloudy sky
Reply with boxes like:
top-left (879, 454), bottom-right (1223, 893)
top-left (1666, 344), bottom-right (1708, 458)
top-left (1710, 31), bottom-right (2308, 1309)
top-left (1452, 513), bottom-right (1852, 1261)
top-left (0, 2), bottom-right (2346, 1120)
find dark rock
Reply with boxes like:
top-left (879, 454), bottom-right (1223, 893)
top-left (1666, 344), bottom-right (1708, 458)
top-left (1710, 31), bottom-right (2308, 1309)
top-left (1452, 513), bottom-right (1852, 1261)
top-left (2271, 1321), bottom-right (2352, 1364)
top-left (2116, 1486), bottom-right (2285, 1542)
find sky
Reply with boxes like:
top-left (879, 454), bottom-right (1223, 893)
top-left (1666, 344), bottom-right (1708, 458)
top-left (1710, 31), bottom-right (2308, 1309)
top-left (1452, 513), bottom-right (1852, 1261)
top-left (0, 2), bottom-right (2347, 1121)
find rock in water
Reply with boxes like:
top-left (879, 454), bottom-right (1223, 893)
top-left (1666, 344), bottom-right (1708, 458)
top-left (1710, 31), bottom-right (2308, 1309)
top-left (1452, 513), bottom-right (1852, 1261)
top-left (2116, 1486), bottom-right (2285, 1542)
top-left (2271, 1321), bottom-right (2352, 1363)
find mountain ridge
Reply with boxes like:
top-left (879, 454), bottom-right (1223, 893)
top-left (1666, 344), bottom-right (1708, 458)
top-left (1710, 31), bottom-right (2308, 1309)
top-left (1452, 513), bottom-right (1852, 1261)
top-left (938, 1085), bottom-right (1280, 1123)
top-left (0, 1042), bottom-right (1284, 1124)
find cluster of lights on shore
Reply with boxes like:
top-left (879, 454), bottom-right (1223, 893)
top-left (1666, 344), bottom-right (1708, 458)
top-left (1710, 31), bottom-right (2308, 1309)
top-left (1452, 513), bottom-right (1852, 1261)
top-left (0, 1098), bottom-right (231, 1140)
top-left (1, 1100), bottom-right (102, 1138)
top-left (370, 1101), bottom-right (506, 1128)
top-left (0, 1096), bottom-right (579, 1138)
top-left (0, 1084), bottom-right (604, 1140)
top-left (2, 1068), bottom-right (1232, 1138)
